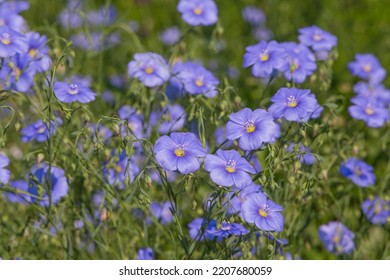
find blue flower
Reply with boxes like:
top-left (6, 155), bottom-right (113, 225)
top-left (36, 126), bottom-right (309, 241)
top-left (0, 53), bottom-right (35, 92)
top-left (7, 163), bottom-right (69, 206)
top-left (89, 123), bottom-right (113, 144)
top-left (0, 1), bottom-right (30, 13)
top-left (148, 168), bottom-right (177, 185)
top-left (154, 132), bottom-right (206, 174)
top-left (226, 108), bottom-right (280, 150)
top-left (362, 197), bottom-right (390, 225)
top-left (0, 154), bottom-right (10, 185)
top-left (241, 192), bottom-right (284, 232)
top-left (279, 42), bottom-right (317, 84)
top-left (150, 201), bottom-right (173, 225)
top-left (287, 143), bottom-right (316, 165)
top-left (31, 163), bottom-right (69, 206)
top-left (188, 218), bottom-right (217, 241)
top-left (128, 52), bottom-right (170, 87)
top-left (118, 105), bottom-right (144, 139)
top-left (214, 126), bottom-right (233, 149)
top-left (2, 180), bottom-right (30, 203)
top-left (298, 25), bottom-right (337, 60)
top-left (70, 31), bottom-right (120, 51)
top-left (348, 96), bottom-right (389, 128)
top-left (0, 25), bottom-right (28, 57)
top-left (339, 157), bottom-right (375, 187)
top-left (243, 40), bottom-right (286, 78)
top-left (87, 5), bottom-right (117, 26)
top-left (54, 81), bottom-right (96, 103)
top-left (177, 0), bottom-right (218, 26)
top-left (319, 221), bottom-right (355, 255)
top-left (348, 54), bottom-right (386, 85)
top-left (150, 104), bottom-right (186, 135)
top-left (26, 32), bottom-right (51, 72)
top-left (207, 221), bottom-right (249, 242)
top-left (170, 61), bottom-right (219, 98)
top-left (241, 6), bottom-right (266, 26)
top-left (0, 7), bottom-right (28, 32)
top-left (252, 26), bottom-right (273, 41)
top-left (137, 248), bottom-right (154, 260)
top-left (353, 82), bottom-right (390, 106)
top-left (268, 87), bottom-right (319, 122)
top-left (21, 118), bottom-right (60, 143)
top-left (159, 26), bottom-right (181, 46)
top-left (204, 149), bottom-right (255, 188)
top-left (223, 183), bottom-right (263, 216)
top-left (57, 1), bottom-right (83, 29)
top-left (103, 150), bottom-right (140, 189)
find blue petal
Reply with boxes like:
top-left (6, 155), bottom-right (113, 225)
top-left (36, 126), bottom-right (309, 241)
top-left (155, 150), bottom-right (178, 172)
top-left (210, 167), bottom-right (233, 186)
top-left (177, 156), bottom-right (200, 174)
top-left (204, 154), bottom-right (225, 172)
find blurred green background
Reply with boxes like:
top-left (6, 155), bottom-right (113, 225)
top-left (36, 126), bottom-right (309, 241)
top-left (1, 0), bottom-right (387, 260)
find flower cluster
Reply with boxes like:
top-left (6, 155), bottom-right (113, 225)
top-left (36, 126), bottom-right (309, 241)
top-left (339, 157), bottom-right (375, 188)
top-left (243, 26), bottom-right (336, 82)
top-left (348, 54), bottom-right (390, 127)
top-left (177, 0), bottom-right (218, 26)
top-left (0, 2), bottom-right (51, 93)
top-left (319, 221), bottom-right (355, 255)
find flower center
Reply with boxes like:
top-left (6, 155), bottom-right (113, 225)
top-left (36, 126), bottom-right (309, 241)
top-left (245, 121), bottom-right (256, 133)
top-left (175, 145), bottom-right (185, 157)
top-left (365, 107), bottom-right (375, 115)
top-left (313, 33), bottom-right (322, 41)
top-left (28, 48), bottom-right (38, 58)
top-left (68, 83), bottom-right (79, 95)
top-left (220, 222), bottom-right (231, 231)
top-left (193, 7), bottom-right (203, 15)
top-left (195, 78), bottom-right (204, 87)
top-left (354, 167), bottom-right (362, 176)
top-left (15, 67), bottom-right (22, 78)
top-left (145, 66), bottom-right (154, 74)
top-left (290, 59), bottom-right (299, 72)
top-left (259, 209), bottom-right (267, 217)
top-left (225, 160), bottom-right (236, 173)
top-left (114, 164), bottom-right (122, 173)
top-left (37, 126), bottom-right (46, 134)
top-left (259, 52), bottom-right (269, 62)
top-left (374, 203), bottom-right (382, 215)
top-left (1, 33), bottom-right (11, 45)
top-left (332, 234), bottom-right (340, 243)
top-left (287, 95), bottom-right (298, 108)
top-left (363, 64), bottom-right (372, 73)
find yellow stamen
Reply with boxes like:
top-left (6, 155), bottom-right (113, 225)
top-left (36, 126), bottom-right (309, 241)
top-left (225, 166), bottom-right (235, 173)
top-left (246, 124), bottom-right (255, 133)
top-left (288, 101), bottom-right (298, 108)
top-left (259, 209), bottom-right (267, 217)
top-left (259, 53), bottom-right (269, 62)
top-left (15, 67), bottom-right (21, 78)
top-left (290, 63), bottom-right (298, 72)
top-left (1, 38), bottom-right (10, 45)
top-left (37, 127), bottom-right (46, 134)
top-left (28, 48), bottom-right (38, 58)
top-left (194, 8), bottom-right (202, 15)
top-left (365, 107), bottom-right (375, 115)
top-left (195, 79), bottom-right (203, 87)
top-left (314, 34), bottom-right (322, 41)
top-left (332, 235), bottom-right (340, 243)
top-left (114, 165), bottom-right (122, 173)
top-left (145, 67), bottom-right (154, 74)
top-left (175, 149), bottom-right (185, 157)
top-left (354, 167), bottom-right (362, 176)
top-left (363, 64), bottom-right (372, 73)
